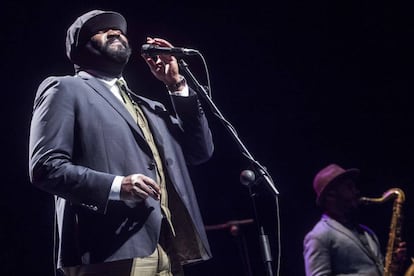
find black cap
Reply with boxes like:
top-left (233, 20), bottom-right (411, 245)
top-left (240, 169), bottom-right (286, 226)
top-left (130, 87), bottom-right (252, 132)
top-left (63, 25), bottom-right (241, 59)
top-left (66, 10), bottom-right (127, 63)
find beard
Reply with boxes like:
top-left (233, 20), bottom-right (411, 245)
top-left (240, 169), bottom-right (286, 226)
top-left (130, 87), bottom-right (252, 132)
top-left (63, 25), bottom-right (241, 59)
top-left (94, 36), bottom-right (132, 65)
top-left (73, 36), bottom-right (132, 77)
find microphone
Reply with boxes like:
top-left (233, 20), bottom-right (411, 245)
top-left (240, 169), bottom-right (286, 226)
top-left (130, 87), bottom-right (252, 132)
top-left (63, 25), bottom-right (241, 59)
top-left (240, 170), bottom-right (256, 186)
top-left (141, 44), bottom-right (199, 56)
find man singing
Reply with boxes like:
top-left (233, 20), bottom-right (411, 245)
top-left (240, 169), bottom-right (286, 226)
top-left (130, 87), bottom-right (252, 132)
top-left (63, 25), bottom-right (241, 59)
top-left (29, 9), bottom-right (214, 276)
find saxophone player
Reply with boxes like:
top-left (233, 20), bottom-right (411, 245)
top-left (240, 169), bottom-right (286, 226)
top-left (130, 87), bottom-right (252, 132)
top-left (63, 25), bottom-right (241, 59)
top-left (303, 163), bottom-right (407, 276)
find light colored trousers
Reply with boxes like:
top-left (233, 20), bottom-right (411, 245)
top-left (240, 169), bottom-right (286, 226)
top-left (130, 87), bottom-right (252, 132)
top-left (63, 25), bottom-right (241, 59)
top-left (62, 245), bottom-right (176, 276)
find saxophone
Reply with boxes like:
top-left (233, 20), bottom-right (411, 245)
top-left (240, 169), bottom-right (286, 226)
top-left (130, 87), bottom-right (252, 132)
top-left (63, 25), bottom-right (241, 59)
top-left (406, 258), bottom-right (414, 276)
top-left (359, 188), bottom-right (405, 276)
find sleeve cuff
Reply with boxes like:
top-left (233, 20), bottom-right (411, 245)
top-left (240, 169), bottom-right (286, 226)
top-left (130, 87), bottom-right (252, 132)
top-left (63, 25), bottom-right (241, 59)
top-left (109, 176), bottom-right (123, 200)
top-left (169, 84), bottom-right (189, 97)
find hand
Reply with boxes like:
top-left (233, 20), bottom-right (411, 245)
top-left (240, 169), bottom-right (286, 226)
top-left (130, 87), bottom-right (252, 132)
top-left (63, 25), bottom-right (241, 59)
top-left (389, 241), bottom-right (408, 274)
top-left (141, 37), bottom-right (183, 87)
top-left (120, 174), bottom-right (161, 202)
top-left (395, 241), bottom-right (407, 264)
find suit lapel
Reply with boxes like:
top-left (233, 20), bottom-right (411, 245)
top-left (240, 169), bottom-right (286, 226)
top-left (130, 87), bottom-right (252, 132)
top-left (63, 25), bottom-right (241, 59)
top-left (79, 75), bottom-right (154, 156)
top-left (324, 215), bottom-right (380, 262)
top-left (136, 97), bottom-right (167, 157)
top-left (81, 75), bottom-right (139, 131)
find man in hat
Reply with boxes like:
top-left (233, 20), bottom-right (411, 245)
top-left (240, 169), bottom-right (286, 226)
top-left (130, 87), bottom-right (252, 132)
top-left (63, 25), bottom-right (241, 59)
top-left (29, 9), bottom-right (214, 276)
top-left (303, 164), bottom-right (407, 276)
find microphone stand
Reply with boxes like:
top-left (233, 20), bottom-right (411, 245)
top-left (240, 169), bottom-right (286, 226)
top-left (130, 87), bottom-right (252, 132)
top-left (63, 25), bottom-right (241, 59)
top-left (179, 59), bottom-right (279, 276)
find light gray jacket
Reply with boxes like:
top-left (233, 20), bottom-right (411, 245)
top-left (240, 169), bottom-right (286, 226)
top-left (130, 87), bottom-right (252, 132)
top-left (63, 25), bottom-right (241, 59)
top-left (304, 214), bottom-right (384, 276)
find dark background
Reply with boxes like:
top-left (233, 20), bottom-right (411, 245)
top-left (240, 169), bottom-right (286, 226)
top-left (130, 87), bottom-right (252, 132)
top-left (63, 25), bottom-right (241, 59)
top-left (2, 0), bottom-right (414, 275)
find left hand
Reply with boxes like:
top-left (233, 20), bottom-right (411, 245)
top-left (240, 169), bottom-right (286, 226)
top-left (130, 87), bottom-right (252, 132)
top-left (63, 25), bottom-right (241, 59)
top-left (395, 241), bottom-right (407, 264)
top-left (141, 37), bottom-right (183, 87)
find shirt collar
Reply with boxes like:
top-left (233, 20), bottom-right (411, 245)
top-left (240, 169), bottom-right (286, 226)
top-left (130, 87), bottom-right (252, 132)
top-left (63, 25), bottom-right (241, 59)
top-left (78, 70), bottom-right (125, 88)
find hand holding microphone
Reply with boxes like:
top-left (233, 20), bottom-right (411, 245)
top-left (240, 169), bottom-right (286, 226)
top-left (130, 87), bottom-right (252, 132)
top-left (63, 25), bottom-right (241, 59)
top-left (141, 37), bottom-right (186, 87)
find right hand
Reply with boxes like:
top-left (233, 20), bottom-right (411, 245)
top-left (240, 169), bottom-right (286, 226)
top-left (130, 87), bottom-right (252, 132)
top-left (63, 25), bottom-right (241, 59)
top-left (141, 37), bottom-right (182, 87)
top-left (120, 174), bottom-right (161, 202)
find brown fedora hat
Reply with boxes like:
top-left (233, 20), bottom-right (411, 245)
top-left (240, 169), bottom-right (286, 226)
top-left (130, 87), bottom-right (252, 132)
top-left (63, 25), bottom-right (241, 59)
top-left (313, 163), bottom-right (360, 205)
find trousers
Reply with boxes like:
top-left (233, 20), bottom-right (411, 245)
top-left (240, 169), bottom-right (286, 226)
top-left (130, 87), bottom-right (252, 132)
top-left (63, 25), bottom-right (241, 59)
top-left (62, 244), bottom-right (175, 276)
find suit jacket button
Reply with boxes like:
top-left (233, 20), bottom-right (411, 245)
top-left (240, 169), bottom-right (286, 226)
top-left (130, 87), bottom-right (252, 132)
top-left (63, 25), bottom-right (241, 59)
top-left (166, 158), bottom-right (173, 166)
top-left (148, 162), bottom-right (155, 170)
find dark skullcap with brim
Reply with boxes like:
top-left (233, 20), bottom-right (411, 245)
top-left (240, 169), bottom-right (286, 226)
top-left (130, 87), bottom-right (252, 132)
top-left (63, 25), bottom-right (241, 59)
top-left (66, 10), bottom-right (127, 63)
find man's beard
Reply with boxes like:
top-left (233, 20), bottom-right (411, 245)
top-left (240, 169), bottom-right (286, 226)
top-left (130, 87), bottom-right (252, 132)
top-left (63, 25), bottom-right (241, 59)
top-left (73, 37), bottom-right (132, 77)
top-left (95, 37), bottom-right (132, 65)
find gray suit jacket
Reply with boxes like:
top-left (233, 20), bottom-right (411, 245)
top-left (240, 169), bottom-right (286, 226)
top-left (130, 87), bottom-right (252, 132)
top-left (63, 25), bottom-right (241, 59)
top-left (29, 73), bottom-right (214, 268)
top-left (303, 214), bottom-right (384, 276)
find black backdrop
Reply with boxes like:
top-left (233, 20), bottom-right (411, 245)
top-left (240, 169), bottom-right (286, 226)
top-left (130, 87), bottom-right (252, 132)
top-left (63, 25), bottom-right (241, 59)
top-left (2, 0), bottom-right (414, 275)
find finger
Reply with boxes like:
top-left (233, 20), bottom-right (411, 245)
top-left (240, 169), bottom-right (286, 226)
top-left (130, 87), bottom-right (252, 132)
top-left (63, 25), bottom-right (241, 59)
top-left (152, 38), bottom-right (174, 47)
top-left (145, 37), bottom-right (169, 48)
top-left (133, 176), bottom-right (160, 199)
top-left (142, 54), bottom-right (157, 65)
top-left (155, 59), bottom-right (165, 68)
top-left (158, 54), bottom-right (176, 64)
top-left (131, 174), bottom-right (154, 184)
top-left (131, 185), bottom-right (149, 200)
top-left (135, 182), bottom-right (159, 201)
top-left (142, 55), bottom-right (159, 72)
top-left (141, 183), bottom-right (161, 200)
top-left (138, 174), bottom-right (157, 185)
top-left (141, 178), bottom-right (161, 193)
top-left (147, 185), bottom-right (160, 200)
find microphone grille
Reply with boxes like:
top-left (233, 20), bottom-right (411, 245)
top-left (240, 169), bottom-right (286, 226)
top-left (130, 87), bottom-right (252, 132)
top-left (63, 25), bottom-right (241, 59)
top-left (240, 170), bottom-right (256, 186)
